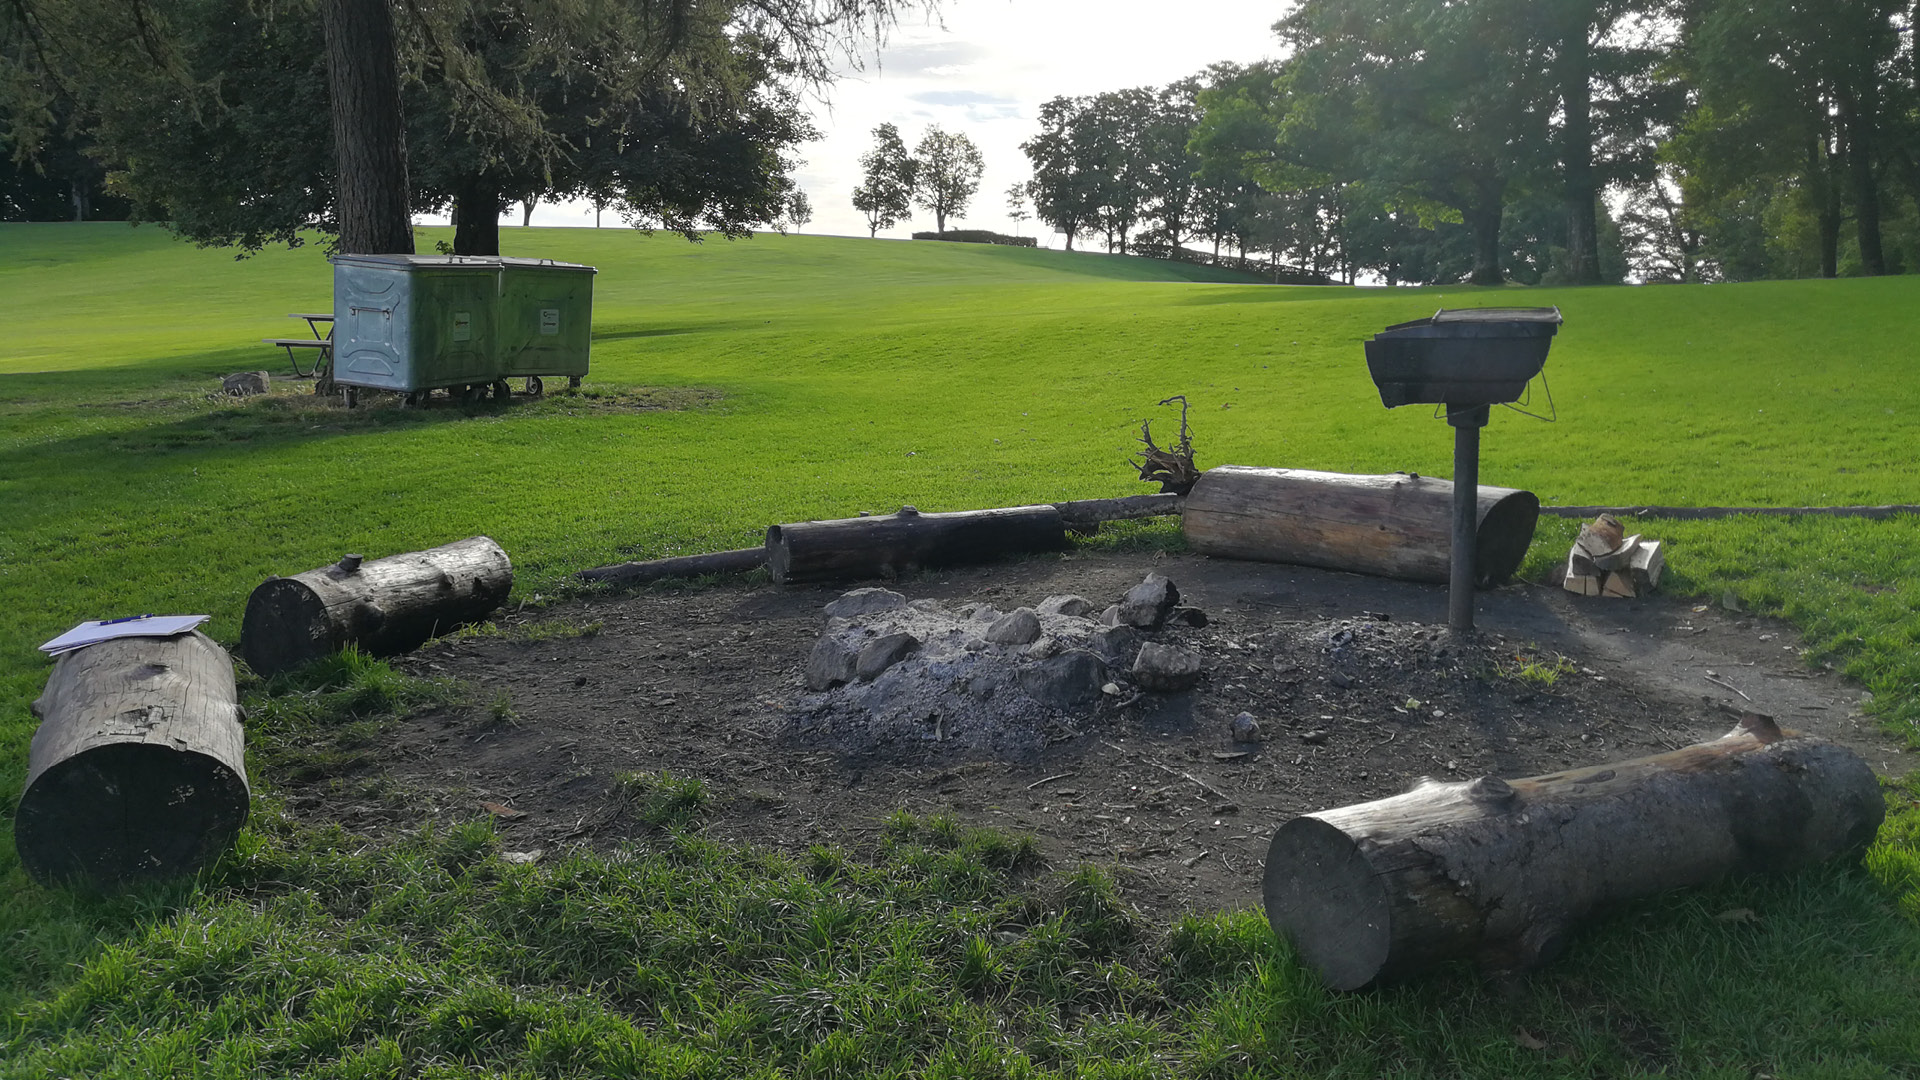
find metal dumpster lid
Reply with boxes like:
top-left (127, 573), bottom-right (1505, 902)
top-left (1380, 306), bottom-right (1562, 334)
top-left (496, 256), bottom-right (597, 273)
top-left (328, 253), bottom-right (504, 270)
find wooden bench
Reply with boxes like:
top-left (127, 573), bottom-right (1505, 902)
top-left (261, 338), bottom-right (332, 378)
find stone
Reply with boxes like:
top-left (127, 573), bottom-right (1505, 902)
top-left (969, 605), bottom-right (1001, 623)
top-left (855, 632), bottom-right (919, 681)
top-left (1016, 650), bottom-right (1108, 709)
top-left (985, 607), bottom-right (1042, 645)
top-left (1098, 605), bottom-right (1122, 627)
top-left (805, 636), bottom-right (858, 690)
top-left (1132, 641), bottom-right (1203, 691)
top-left (1118, 573), bottom-right (1180, 629)
top-left (824, 588), bottom-right (907, 619)
top-left (1167, 606), bottom-right (1209, 628)
top-left (222, 371), bottom-right (270, 397)
top-left (1329, 670), bottom-right (1354, 689)
top-left (1088, 625), bottom-right (1138, 665)
top-left (1301, 729), bottom-right (1330, 745)
top-left (1037, 594), bottom-right (1095, 617)
top-left (1230, 712), bottom-right (1263, 743)
top-left (1025, 636), bottom-right (1062, 660)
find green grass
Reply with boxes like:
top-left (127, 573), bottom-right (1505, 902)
top-left (3, 222), bottom-right (1920, 1076)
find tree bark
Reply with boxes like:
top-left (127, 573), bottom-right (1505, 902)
top-left (1559, 8), bottom-right (1601, 285)
top-left (521, 195), bottom-right (537, 228)
top-left (767, 506), bottom-right (1069, 585)
top-left (240, 537), bottom-right (513, 675)
top-left (1837, 87), bottom-right (1886, 275)
top-left (1465, 179), bottom-right (1505, 285)
top-left (1263, 715), bottom-right (1883, 989)
top-left (18, 631), bottom-right (248, 887)
top-left (323, 0), bottom-right (413, 254)
top-left (1808, 126), bottom-right (1840, 278)
top-left (578, 547), bottom-right (767, 586)
top-left (452, 177), bottom-right (502, 256)
top-left (1181, 466), bottom-right (1540, 587)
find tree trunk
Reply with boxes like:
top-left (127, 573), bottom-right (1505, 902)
top-left (69, 178), bottom-right (86, 222)
top-left (1560, 19), bottom-right (1601, 283)
top-left (452, 178), bottom-right (501, 256)
top-left (1181, 466), bottom-right (1540, 587)
top-left (1838, 88), bottom-right (1886, 275)
top-left (521, 195), bottom-right (537, 228)
top-left (240, 537), bottom-right (513, 675)
top-left (1808, 124), bottom-right (1840, 278)
top-left (767, 506), bottom-right (1069, 585)
top-left (1264, 715), bottom-right (1883, 989)
top-left (1465, 181), bottom-right (1505, 286)
top-left (18, 631), bottom-right (248, 887)
top-left (323, 0), bottom-right (413, 255)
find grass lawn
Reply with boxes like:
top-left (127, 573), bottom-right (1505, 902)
top-left (2, 222), bottom-right (1919, 1077)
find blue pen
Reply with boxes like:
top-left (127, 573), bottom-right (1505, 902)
top-left (100, 614), bottom-right (155, 625)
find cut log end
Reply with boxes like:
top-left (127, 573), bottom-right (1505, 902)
top-left (1262, 816), bottom-right (1392, 991)
top-left (239, 576), bottom-right (333, 676)
top-left (15, 743), bottom-right (249, 886)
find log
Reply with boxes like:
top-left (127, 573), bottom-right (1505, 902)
top-left (767, 505), bottom-right (1069, 585)
top-left (1051, 493), bottom-right (1183, 526)
top-left (241, 536), bottom-right (512, 675)
top-left (1628, 539), bottom-right (1665, 592)
top-left (577, 546), bottom-right (767, 586)
top-left (1539, 504), bottom-right (1920, 521)
top-left (1181, 466), bottom-right (1540, 586)
top-left (16, 631), bottom-right (249, 887)
top-left (1262, 716), bottom-right (1884, 990)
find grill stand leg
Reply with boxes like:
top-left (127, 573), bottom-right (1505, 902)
top-left (1448, 404), bottom-right (1490, 632)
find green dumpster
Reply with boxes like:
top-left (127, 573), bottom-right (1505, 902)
top-left (496, 257), bottom-right (596, 387)
top-left (330, 255), bottom-right (501, 395)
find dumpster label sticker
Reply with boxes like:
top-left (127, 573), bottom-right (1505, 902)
top-left (452, 312), bottom-right (472, 342)
top-left (540, 309), bottom-right (561, 336)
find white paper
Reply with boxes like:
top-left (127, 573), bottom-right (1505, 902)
top-left (39, 615), bottom-right (211, 655)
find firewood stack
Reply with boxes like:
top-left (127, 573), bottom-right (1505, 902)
top-left (1563, 513), bottom-right (1665, 598)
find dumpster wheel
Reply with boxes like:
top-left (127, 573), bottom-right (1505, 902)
top-left (492, 378), bottom-right (512, 401)
top-left (525, 376), bottom-right (544, 398)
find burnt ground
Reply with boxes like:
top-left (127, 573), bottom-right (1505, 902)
top-left (277, 551), bottom-right (1912, 921)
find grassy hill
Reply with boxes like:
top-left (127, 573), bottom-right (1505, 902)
top-left (3, 222), bottom-right (1919, 1076)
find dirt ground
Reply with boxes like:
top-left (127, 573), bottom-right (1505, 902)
top-left (281, 550), bottom-right (1910, 920)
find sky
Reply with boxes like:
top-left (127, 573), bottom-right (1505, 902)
top-left (438, 1), bottom-right (1292, 248)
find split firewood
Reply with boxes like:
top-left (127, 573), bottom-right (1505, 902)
top-left (1562, 552), bottom-right (1603, 596)
top-left (1591, 533), bottom-right (1642, 572)
top-left (1575, 513), bottom-right (1625, 557)
top-left (1601, 570), bottom-right (1638, 598)
top-left (1628, 540), bottom-right (1665, 593)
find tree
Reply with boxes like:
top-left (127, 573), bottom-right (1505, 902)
top-left (1021, 96), bottom-right (1101, 249)
top-left (2, 0), bottom-right (928, 255)
top-left (850, 122), bottom-right (915, 236)
top-left (911, 127), bottom-right (983, 233)
top-left (1277, 0), bottom-right (1558, 284)
top-left (785, 188), bottom-right (813, 229)
top-left (1005, 182), bottom-right (1030, 235)
top-left (1672, 0), bottom-right (1909, 276)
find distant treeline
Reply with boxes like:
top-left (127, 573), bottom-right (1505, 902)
top-left (911, 230), bottom-right (1037, 248)
top-left (1018, 0), bottom-right (1920, 285)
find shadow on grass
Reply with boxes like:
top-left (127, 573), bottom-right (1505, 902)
top-left (2, 384), bottom-right (726, 463)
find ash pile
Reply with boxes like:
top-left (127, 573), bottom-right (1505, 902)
top-left (786, 574), bottom-right (1208, 758)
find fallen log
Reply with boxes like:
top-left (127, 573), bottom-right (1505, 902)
top-left (1262, 715), bottom-right (1883, 990)
top-left (16, 631), bottom-right (249, 887)
top-left (1539, 504), bottom-right (1920, 521)
top-left (767, 505), bottom-right (1069, 585)
top-left (577, 546), bottom-right (767, 586)
top-left (1182, 466), bottom-right (1539, 586)
top-left (241, 536), bottom-right (512, 675)
top-left (1051, 492), bottom-right (1183, 527)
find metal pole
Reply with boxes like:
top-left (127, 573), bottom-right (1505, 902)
top-left (1447, 404), bottom-right (1490, 631)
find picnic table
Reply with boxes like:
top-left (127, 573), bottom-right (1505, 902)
top-left (261, 312), bottom-right (333, 378)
